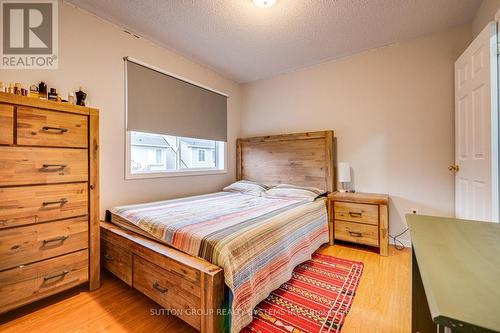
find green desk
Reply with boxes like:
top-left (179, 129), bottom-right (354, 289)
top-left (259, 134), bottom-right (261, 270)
top-left (407, 214), bottom-right (500, 333)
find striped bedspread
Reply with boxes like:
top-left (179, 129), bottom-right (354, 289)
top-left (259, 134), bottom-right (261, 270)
top-left (110, 192), bottom-right (329, 333)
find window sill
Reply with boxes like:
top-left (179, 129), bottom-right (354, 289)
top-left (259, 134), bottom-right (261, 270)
top-left (125, 169), bottom-right (227, 180)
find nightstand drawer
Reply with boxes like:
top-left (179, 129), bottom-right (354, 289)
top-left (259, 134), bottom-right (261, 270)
top-left (335, 220), bottom-right (379, 247)
top-left (334, 201), bottom-right (379, 225)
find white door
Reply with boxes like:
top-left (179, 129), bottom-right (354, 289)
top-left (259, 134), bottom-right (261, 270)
top-left (454, 22), bottom-right (499, 222)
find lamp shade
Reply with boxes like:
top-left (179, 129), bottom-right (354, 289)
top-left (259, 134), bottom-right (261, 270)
top-left (338, 162), bottom-right (351, 183)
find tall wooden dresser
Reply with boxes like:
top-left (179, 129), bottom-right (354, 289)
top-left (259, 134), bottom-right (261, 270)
top-left (0, 92), bottom-right (100, 313)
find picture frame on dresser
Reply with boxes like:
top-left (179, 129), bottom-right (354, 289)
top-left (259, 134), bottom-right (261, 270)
top-left (0, 92), bottom-right (100, 314)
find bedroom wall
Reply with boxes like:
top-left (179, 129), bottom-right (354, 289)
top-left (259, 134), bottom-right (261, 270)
top-left (0, 1), bottom-right (242, 217)
top-left (240, 24), bottom-right (472, 245)
top-left (472, 0), bottom-right (500, 38)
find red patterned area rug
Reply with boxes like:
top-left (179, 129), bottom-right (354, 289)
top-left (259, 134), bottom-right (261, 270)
top-left (241, 253), bottom-right (364, 333)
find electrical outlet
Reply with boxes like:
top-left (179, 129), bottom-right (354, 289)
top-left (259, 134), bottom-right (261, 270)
top-left (411, 208), bottom-right (418, 214)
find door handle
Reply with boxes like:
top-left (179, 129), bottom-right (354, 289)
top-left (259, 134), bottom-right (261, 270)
top-left (448, 164), bottom-right (460, 172)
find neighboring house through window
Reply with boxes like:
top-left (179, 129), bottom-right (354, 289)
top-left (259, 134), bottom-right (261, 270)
top-left (128, 131), bottom-right (224, 177)
top-left (198, 149), bottom-right (205, 162)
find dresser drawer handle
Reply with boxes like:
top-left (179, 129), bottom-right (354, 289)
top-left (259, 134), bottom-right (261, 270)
top-left (153, 282), bottom-right (168, 293)
top-left (42, 198), bottom-right (68, 206)
top-left (43, 270), bottom-right (69, 281)
top-left (42, 126), bottom-right (68, 133)
top-left (349, 212), bottom-right (362, 218)
top-left (104, 253), bottom-right (114, 261)
top-left (43, 235), bottom-right (69, 245)
top-left (41, 164), bottom-right (67, 171)
top-left (349, 231), bottom-right (363, 237)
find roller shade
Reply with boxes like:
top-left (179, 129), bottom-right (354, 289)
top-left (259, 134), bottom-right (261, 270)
top-left (125, 58), bottom-right (227, 141)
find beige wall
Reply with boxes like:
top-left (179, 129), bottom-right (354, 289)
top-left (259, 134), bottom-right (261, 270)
top-left (241, 25), bottom-right (472, 244)
top-left (0, 2), bottom-right (242, 217)
top-left (472, 0), bottom-right (500, 37)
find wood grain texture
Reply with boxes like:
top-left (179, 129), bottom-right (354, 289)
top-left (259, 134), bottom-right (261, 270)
top-left (16, 107), bottom-right (88, 148)
top-left (0, 246), bottom-right (411, 333)
top-left (379, 204), bottom-right (389, 257)
top-left (101, 239), bottom-right (132, 286)
top-left (330, 192), bottom-right (390, 256)
top-left (237, 131), bottom-right (335, 192)
top-left (0, 249), bottom-right (88, 314)
top-left (0, 104), bottom-right (14, 145)
top-left (334, 201), bottom-right (379, 225)
top-left (332, 192), bottom-right (389, 205)
top-left (0, 216), bottom-right (89, 271)
top-left (88, 109), bottom-right (100, 290)
top-left (200, 269), bottom-right (225, 333)
top-left (327, 197), bottom-right (334, 246)
top-left (0, 92), bottom-right (96, 116)
top-left (101, 222), bottom-right (220, 278)
top-left (133, 255), bottom-right (201, 330)
top-left (100, 221), bottom-right (224, 333)
top-left (0, 183), bottom-right (88, 229)
top-left (0, 146), bottom-right (88, 186)
top-left (334, 220), bottom-right (379, 247)
top-left (0, 94), bottom-right (100, 314)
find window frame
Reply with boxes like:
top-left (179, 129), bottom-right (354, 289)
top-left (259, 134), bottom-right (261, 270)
top-left (125, 131), bottom-right (227, 180)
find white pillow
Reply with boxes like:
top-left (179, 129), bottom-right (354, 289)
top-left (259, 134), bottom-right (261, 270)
top-left (223, 180), bottom-right (271, 196)
top-left (262, 184), bottom-right (325, 201)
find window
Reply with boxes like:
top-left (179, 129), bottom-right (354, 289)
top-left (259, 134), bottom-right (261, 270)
top-left (127, 131), bottom-right (225, 178)
top-left (155, 149), bottom-right (163, 164)
top-left (198, 150), bottom-right (205, 162)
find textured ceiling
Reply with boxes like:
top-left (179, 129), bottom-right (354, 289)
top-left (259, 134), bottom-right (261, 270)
top-left (67, 0), bottom-right (481, 83)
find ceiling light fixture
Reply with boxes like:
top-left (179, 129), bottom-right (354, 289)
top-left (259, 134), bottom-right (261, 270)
top-left (252, 0), bottom-right (277, 8)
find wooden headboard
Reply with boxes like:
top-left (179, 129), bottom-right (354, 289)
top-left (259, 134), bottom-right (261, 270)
top-left (236, 131), bottom-right (335, 192)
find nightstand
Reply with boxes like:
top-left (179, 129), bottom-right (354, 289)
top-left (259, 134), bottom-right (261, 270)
top-left (329, 192), bottom-right (389, 256)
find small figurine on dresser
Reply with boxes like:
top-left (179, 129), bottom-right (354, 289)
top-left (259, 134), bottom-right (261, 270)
top-left (75, 88), bottom-right (86, 106)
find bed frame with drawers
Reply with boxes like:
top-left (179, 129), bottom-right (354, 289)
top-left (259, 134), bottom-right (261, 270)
top-left (0, 92), bottom-right (100, 313)
top-left (101, 130), bottom-right (335, 333)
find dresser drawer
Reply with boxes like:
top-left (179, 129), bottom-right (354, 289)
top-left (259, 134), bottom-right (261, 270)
top-left (0, 104), bottom-right (14, 145)
top-left (0, 183), bottom-right (88, 229)
top-left (133, 255), bottom-right (201, 330)
top-left (334, 220), bottom-right (379, 247)
top-left (334, 201), bottom-right (379, 225)
top-left (17, 107), bottom-right (88, 148)
top-left (0, 249), bottom-right (88, 313)
top-left (101, 239), bottom-right (132, 286)
top-left (0, 216), bottom-right (88, 270)
top-left (0, 147), bottom-right (88, 186)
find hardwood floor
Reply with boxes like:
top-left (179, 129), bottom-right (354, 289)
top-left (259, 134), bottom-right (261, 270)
top-left (0, 245), bottom-right (411, 333)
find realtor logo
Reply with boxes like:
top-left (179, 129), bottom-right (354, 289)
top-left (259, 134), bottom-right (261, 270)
top-left (1, 0), bottom-right (58, 69)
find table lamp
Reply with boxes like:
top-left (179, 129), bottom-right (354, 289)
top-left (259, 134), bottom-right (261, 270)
top-left (338, 162), bottom-right (351, 192)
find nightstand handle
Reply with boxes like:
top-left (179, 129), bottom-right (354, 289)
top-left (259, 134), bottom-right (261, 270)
top-left (43, 270), bottom-right (69, 281)
top-left (349, 212), bottom-right (362, 218)
top-left (349, 231), bottom-right (363, 237)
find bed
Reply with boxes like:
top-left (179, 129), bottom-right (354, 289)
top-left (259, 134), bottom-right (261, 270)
top-left (101, 130), bottom-right (335, 333)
